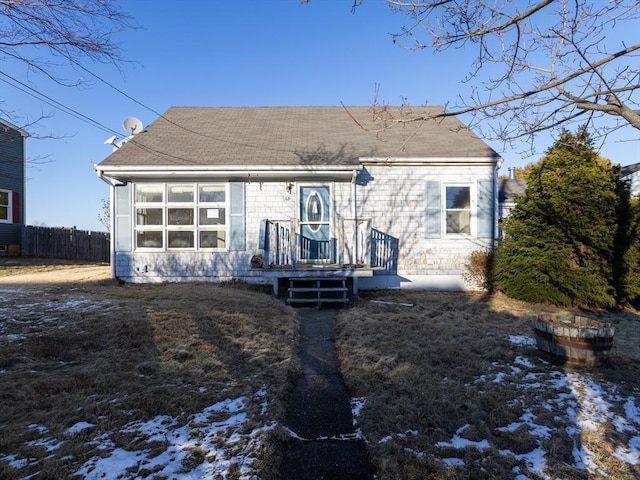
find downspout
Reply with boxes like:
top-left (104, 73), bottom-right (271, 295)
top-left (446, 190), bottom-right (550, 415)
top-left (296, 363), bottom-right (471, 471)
top-left (352, 169), bottom-right (358, 265)
top-left (494, 157), bottom-right (504, 245)
top-left (95, 166), bottom-right (124, 279)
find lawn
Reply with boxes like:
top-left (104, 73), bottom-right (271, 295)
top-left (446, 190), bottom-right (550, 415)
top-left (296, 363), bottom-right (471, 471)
top-left (0, 259), bottom-right (299, 479)
top-left (1, 258), bottom-right (639, 479)
top-left (336, 291), bottom-right (640, 479)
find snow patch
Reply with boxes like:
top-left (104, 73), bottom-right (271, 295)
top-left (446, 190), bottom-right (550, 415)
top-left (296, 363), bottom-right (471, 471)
top-left (66, 422), bottom-right (95, 435)
top-left (509, 335), bottom-right (536, 347)
top-left (74, 390), bottom-right (270, 480)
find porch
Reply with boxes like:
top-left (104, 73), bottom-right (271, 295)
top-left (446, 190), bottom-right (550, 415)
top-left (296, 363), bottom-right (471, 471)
top-left (257, 219), bottom-right (396, 304)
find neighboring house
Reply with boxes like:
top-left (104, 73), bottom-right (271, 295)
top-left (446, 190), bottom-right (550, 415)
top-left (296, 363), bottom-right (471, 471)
top-left (0, 119), bottom-right (28, 256)
top-left (621, 163), bottom-right (640, 196)
top-left (498, 176), bottom-right (526, 237)
top-left (95, 106), bottom-right (502, 294)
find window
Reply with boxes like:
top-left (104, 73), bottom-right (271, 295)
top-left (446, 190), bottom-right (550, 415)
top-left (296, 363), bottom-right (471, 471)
top-left (168, 184), bottom-right (194, 203)
top-left (0, 190), bottom-right (9, 222)
top-left (135, 184), bottom-right (164, 248)
top-left (134, 183), bottom-right (227, 250)
top-left (136, 184), bottom-right (163, 203)
top-left (426, 180), bottom-right (486, 239)
top-left (198, 185), bottom-right (227, 248)
top-left (445, 186), bottom-right (471, 234)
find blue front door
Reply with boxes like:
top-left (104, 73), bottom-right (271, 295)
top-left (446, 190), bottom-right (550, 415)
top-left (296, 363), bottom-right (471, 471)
top-left (299, 186), bottom-right (332, 262)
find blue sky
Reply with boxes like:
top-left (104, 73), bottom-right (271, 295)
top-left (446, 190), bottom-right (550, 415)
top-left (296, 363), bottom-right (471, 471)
top-left (3, 1), bottom-right (639, 231)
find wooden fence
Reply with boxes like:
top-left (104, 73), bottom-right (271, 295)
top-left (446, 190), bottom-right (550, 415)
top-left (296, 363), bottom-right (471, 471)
top-left (22, 226), bottom-right (109, 262)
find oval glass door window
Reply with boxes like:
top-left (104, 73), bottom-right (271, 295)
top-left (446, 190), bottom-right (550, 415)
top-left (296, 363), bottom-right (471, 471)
top-left (305, 191), bottom-right (323, 232)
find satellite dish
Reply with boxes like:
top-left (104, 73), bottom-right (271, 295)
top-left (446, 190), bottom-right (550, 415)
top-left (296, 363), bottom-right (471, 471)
top-left (122, 116), bottom-right (143, 135)
top-left (103, 135), bottom-right (118, 145)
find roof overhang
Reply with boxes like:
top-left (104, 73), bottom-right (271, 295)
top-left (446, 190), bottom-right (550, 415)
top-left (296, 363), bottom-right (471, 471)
top-left (95, 164), bottom-right (362, 183)
top-left (0, 119), bottom-right (30, 137)
top-left (360, 156), bottom-right (502, 167)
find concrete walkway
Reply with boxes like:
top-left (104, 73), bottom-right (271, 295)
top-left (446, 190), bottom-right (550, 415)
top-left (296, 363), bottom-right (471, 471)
top-left (281, 308), bottom-right (373, 480)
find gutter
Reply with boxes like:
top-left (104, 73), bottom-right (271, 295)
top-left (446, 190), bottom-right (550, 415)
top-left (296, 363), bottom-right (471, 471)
top-left (94, 165), bottom-right (124, 280)
top-left (94, 164), bottom-right (362, 182)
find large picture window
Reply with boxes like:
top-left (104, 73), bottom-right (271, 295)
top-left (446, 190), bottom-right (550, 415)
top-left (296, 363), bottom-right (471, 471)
top-left (134, 183), bottom-right (227, 250)
top-left (0, 190), bottom-right (9, 222)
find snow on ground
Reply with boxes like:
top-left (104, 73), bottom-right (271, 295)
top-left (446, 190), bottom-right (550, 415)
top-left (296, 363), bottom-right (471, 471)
top-left (74, 391), bottom-right (273, 479)
top-left (0, 287), bottom-right (274, 479)
top-left (351, 335), bottom-right (640, 479)
top-left (0, 389), bottom-right (273, 479)
top-left (0, 286), bottom-right (115, 342)
top-left (3, 286), bottom-right (639, 478)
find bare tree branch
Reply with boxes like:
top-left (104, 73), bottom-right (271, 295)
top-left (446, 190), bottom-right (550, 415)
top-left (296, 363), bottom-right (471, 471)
top-left (1, 0), bottom-right (135, 125)
top-left (332, 0), bottom-right (640, 147)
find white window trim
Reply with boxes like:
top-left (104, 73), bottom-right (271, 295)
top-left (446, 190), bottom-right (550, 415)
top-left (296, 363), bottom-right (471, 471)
top-left (196, 184), bottom-right (228, 251)
top-left (443, 183), bottom-right (476, 238)
top-left (134, 183), bottom-right (164, 250)
top-left (133, 183), bottom-right (229, 251)
top-left (0, 189), bottom-right (11, 224)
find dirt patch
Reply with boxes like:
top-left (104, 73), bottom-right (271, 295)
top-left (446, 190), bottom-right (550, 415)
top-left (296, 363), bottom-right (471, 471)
top-left (0, 265), bottom-right (111, 285)
top-left (0, 258), bottom-right (111, 285)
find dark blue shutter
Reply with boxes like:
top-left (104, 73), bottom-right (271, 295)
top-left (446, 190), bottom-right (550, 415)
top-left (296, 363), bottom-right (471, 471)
top-left (12, 191), bottom-right (19, 224)
top-left (425, 180), bottom-right (441, 238)
top-left (229, 182), bottom-right (245, 251)
top-left (477, 179), bottom-right (494, 238)
top-left (114, 184), bottom-right (132, 252)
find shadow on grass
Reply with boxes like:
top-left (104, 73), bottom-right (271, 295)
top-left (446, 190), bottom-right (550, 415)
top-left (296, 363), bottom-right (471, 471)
top-left (0, 280), bottom-right (299, 479)
top-left (334, 290), bottom-right (640, 480)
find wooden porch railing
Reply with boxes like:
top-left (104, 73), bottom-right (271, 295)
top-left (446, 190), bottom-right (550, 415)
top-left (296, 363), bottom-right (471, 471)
top-left (260, 219), bottom-right (294, 267)
top-left (260, 218), bottom-right (374, 268)
top-left (341, 218), bottom-right (371, 266)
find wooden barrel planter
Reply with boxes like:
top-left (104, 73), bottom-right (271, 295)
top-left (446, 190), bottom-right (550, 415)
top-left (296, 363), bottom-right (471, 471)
top-left (533, 313), bottom-right (614, 366)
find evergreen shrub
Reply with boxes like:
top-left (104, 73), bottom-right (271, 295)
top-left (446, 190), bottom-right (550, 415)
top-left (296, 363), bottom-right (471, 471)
top-left (492, 128), bottom-right (633, 309)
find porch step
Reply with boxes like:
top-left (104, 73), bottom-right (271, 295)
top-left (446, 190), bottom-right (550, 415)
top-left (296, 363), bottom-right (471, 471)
top-left (287, 277), bottom-right (350, 307)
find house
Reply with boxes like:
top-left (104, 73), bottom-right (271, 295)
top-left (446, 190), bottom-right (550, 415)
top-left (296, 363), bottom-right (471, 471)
top-left (621, 163), bottom-right (640, 196)
top-left (95, 106), bottom-right (502, 297)
top-left (498, 174), bottom-right (526, 237)
top-left (0, 118), bottom-right (28, 256)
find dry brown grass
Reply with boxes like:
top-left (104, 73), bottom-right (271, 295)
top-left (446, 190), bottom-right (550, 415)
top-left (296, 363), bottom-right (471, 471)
top-left (0, 259), bottom-right (299, 479)
top-left (3, 258), bottom-right (640, 479)
top-left (337, 290), bottom-right (640, 480)
top-left (0, 257), bottom-right (106, 277)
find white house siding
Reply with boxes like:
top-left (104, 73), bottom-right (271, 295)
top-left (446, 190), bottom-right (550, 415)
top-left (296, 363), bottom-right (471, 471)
top-left (113, 180), bottom-right (356, 283)
top-left (627, 170), bottom-right (640, 196)
top-left (355, 163), bottom-right (496, 290)
top-left (245, 182), bottom-right (296, 252)
top-left (245, 180), bottom-right (356, 261)
top-left (112, 165), bottom-right (496, 289)
top-left (114, 251), bottom-right (258, 283)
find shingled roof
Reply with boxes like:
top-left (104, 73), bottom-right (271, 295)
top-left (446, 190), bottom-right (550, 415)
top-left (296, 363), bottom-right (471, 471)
top-left (97, 106), bottom-right (499, 168)
top-left (498, 178), bottom-right (526, 203)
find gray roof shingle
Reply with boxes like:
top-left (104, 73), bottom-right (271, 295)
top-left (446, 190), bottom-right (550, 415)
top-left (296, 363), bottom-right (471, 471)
top-left (621, 162), bottom-right (640, 177)
top-left (498, 178), bottom-right (526, 202)
top-left (98, 106), bottom-right (499, 168)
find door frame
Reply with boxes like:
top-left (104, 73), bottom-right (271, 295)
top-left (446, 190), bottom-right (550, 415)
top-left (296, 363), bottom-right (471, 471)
top-left (297, 183), bottom-right (334, 264)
